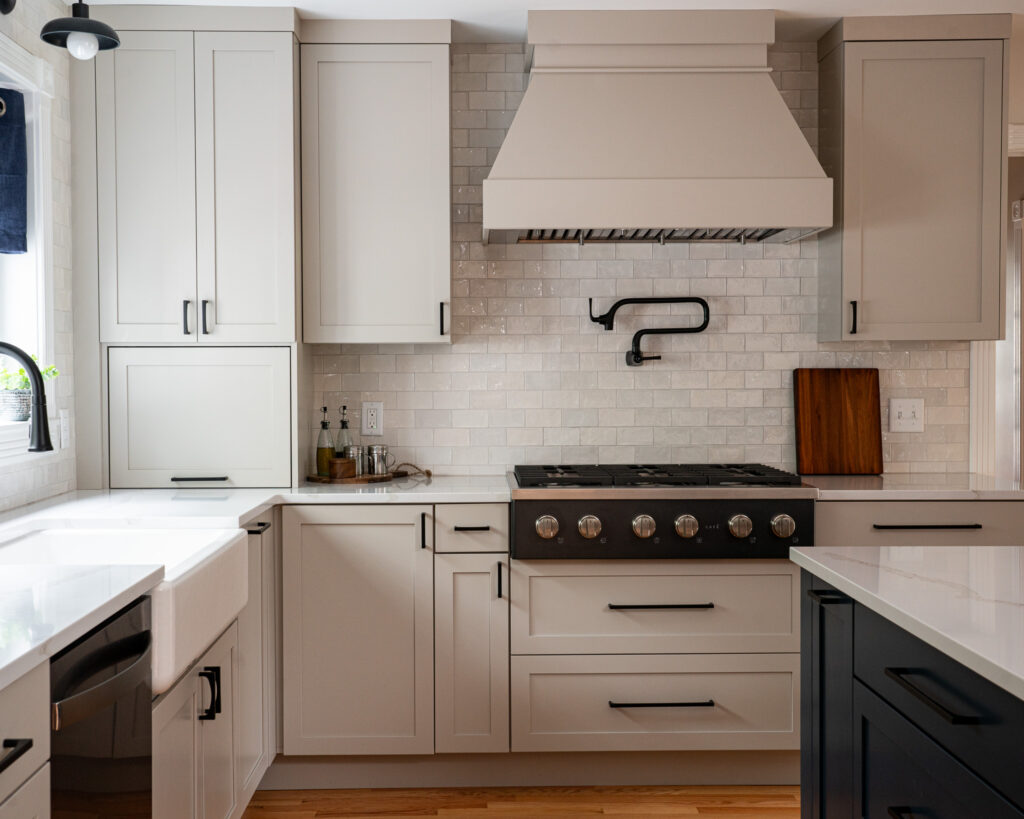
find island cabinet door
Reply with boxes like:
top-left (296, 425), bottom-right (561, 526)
top-left (800, 572), bottom-right (854, 819)
top-left (282, 505), bottom-right (435, 755)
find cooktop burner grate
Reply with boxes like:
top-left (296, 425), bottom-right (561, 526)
top-left (513, 463), bottom-right (802, 488)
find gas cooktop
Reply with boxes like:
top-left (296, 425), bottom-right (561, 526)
top-left (513, 463), bottom-right (802, 488)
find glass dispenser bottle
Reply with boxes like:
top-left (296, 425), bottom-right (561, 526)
top-left (315, 406), bottom-right (334, 477)
top-left (334, 405), bottom-right (353, 456)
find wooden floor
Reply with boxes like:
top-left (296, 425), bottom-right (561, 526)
top-left (242, 786), bottom-right (802, 818)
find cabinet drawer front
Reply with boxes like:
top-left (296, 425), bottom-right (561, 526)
top-left (855, 605), bottom-right (1024, 809)
top-left (0, 662), bottom-right (48, 806)
top-left (0, 762), bottom-right (48, 819)
top-left (108, 346), bottom-right (292, 488)
top-left (511, 654), bottom-right (799, 752)
top-left (434, 504), bottom-right (509, 553)
top-left (854, 681), bottom-right (1022, 818)
top-left (815, 501), bottom-right (1021, 546)
top-left (511, 561), bottom-right (798, 654)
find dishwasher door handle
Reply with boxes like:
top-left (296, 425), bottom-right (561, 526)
top-left (52, 632), bottom-right (152, 732)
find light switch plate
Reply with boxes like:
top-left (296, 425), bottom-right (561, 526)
top-left (889, 398), bottom-right (924, 433)
top-left (361, 402), bottom-right (384, 436)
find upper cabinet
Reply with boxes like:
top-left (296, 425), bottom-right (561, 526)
top-left (95, 30), bottom-right (298, 343)
top-left (301, 44), bottom-right (451, 344)
top-left (817, 17), bottom-right (1010, 342)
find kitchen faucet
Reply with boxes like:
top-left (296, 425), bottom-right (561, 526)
top-left (0, 341), bottom-right (53, 451)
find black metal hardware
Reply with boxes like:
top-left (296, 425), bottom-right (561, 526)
top-left (183, 299), bottom-right (190, 335)
top-left (497, 562), bottom-right (503, 599)
top-left (0, 738), bottom-right (32, 774)
top-left (608, 603), bottom-right (714, 610)
top-left (806, 589), bottom-right (852, 604)
top-left (439, 302), bottom-right (446, 336)
top-left (201, 299), bottom-right (210, 334)
top-left (873, 524), bottom-right (982, 531)
top-left (197, 667), bottom-right (219, 720)
top-left (246, 521), bottom-right (271, 535)
top-left (887, 808), bottom-right (915, 818)
top-left (883, 667), bottom-right (980, 725)
top-left (609, 700), bottom-right (715, 709)
top-left (850, 300), bottom-right (858, 334)
top-left (421, 512), bottom-right (427, 549)
top-left (170, 476), bottom-right (229, 482)
top-left (625, 300), bottom-right (710, 366)
top-left (0, 341), bottom-right (53, 452)
top-left (589, 296), bottom-right (709, 332)
top-left (454, 525), bottom-right (491, 532)
top-left (0, 2), bottom-right (14, 19)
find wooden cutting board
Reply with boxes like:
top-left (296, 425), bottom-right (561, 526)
top-left (793, 368), bottom-right (883, 475)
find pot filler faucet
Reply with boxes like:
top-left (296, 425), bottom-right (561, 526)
top-left (0, 341), bottom-right (53, 451)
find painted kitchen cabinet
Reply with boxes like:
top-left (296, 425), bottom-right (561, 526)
top-left (95, 30), bottom-right (297, 343)
top-left (300, 44), bottom-right (451, 344)
top-left (434, 553), bottom-right (510, 753)
top-left (0, 765), bottom-right (48, 819)
top-left (107, 346), bottom-right (291, 488)
top-left (818, 28), bottom-right (1008, 341)
top-left (0, 662), bottom-right (49, 816)
top-left (153, 624), bottom-right (238, 819)
top-left (282, 505), bottom-right (435, 755)
top-left (814, 500), bottom-right (1024, 546)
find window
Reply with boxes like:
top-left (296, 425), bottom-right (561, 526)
top-left (0, 31), bottom-right (55, 458)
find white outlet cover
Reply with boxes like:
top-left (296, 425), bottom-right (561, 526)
top-left (889, 398), bottom-right (924, 433)
top-left (361, 401), bottom-right (384, 436)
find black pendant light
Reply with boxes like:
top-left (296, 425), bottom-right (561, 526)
top-left (41, 2), bottom-right (120, 61)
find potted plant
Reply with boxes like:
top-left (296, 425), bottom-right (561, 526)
top-left (0, 356), bottom-right (58, 422)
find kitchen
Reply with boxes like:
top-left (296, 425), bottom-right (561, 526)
top-left (0, 0), bottom-right (1021, 817)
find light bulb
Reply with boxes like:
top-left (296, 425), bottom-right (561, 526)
top-left (66, 31), bottom-right (99, 60)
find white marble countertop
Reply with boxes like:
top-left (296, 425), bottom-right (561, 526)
top-left (804, 473), bottom-right (1024, 501)
top-left (0, 562), bottom-right (163, 690)
top-left (790, 545), bottom-right (1024, 701)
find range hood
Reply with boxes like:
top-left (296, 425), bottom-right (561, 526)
top-left (483, 10), bottom-right (833, 244)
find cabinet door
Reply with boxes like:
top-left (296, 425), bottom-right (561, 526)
top-left (282, 505), bottom-right (434, 754)
top-left (301, 44), bottom-right (451, 344)
top-left (800, 572), bottom-right (854, 819)
top-left (107, 346), bottom-right (291, 488)
top-left (96, 31), bottom-right (197, 343)
top-left (841, 39), bottom-right (1004, 341)
top-left (195, 33), bottom-right (296, 344)
top-left (153, 666), bottom-right (199, 819)
top-left (198, 627), bottom-right (237, 819)
top-left (0, 763), bottom-right (49, 819)
top-left (434, 553), bottom-right (509, 754)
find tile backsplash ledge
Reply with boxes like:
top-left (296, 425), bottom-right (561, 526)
top-left (311, 41), bottom-right (970, 475)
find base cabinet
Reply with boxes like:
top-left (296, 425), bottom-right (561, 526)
top-left (0, 764), bottom-right (48, 819)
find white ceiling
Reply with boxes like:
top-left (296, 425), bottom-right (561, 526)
top-left (92, 0), bottom-right (1023, 41)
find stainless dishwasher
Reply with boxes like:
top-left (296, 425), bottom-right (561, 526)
top-left (49, 597), bottom-right (152, 818)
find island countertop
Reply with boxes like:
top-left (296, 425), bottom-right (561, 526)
top-left (790, 544), bottom-right (1024, 701)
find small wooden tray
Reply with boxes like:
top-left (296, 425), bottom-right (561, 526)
top-left (307, 473), bottom-right (394, 485)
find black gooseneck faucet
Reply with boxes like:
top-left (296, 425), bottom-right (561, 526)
top-left (0, 341), bottom-right (53, 451)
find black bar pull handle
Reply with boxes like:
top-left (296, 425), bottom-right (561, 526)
top-left (806, 589), bottom-right (852, 604)
top-left (497, 561), bottom-right (503, 599)
top-left (0, 738), bottom-right (32, 774)
top-left (609, 603), bottom-right (714, 610)
top-left (201, 299), bottom-right (210, 334)
top-left (850, 300), bottom-right (858, 334)
top-left (421, 512), bottom-right (427, 549)
top-left (454, 525), bottom-right (491, 532)
top-left (883, 668), bottom-right (980, 725)
top-left (873, 523), bottom-right (982, 531)
top-left (171, 476), bottom-right (229, 482)
top-left (609, 700), bottom-right (715, 709)
top-left (197, 667), bottom-right (220, 720)
top-left (439, 302), bottom-right (446, 336)
top-left (887, 808), bottom-right (916, 818)
top-left (246, 521), bottom-right (271, 535)
top-left (183, 299), bottom-right (191, 335)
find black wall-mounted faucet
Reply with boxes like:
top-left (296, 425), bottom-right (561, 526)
top-left (0, 341), bottom-right (53, 451)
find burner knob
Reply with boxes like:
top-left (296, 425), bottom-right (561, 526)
top-left (674, 514), bottom-right (699, 539)
top-left (578, 515), bottom-right (602, 539)
top-left (728, 514), bottom-right (753, 539)
top-left (632, 514), bottom-right (657, 539)
top-left (770, 514), bottom-right (797, 539)
top-left (535, 515), bottom-right (559, 539)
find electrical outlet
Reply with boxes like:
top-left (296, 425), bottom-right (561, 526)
top-left (361, 402), bottom-right (384, 436)
top-left (889, 398), bottom-right (924, 433)
top-left (59, 409), bottom-right (70, 450)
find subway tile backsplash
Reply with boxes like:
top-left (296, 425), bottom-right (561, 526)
top-left (310, 41), bottom-right (970, 476)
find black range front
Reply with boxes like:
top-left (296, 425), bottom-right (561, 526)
top-left (511, 497), bottom-right (814, 559)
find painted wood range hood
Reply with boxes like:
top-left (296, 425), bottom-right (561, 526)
top-left (482, 10), bottom-right (833, 244)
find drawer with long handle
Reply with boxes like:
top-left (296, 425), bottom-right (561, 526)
top-left (815, 501), bottom-right (1021, 546)
top-left (511, 560), bottom-right (799, 654)
top-left (511, 653), bottom-right (799, 752)
top-left (0, 662), bottom-right (48, 806)
top-left (434, 504), bottom-right (509, 553)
